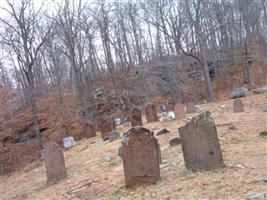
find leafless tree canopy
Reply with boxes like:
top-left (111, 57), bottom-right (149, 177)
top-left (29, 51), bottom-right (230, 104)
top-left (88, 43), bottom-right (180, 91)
top-left (0, 0), bottom-right (266, 154)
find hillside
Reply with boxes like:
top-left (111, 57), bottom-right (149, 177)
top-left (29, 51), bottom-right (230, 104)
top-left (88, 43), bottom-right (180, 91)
top-left (1, 92), bottom-right (266, 200)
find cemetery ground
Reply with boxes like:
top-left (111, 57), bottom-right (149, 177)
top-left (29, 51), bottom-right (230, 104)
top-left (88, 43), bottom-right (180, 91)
top-left (1, 93), bottom-right (266, 200)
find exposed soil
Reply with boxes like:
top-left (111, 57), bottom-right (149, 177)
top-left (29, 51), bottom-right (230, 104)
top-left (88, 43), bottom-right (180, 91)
top-left (1, 93), bottom-right (266, 200)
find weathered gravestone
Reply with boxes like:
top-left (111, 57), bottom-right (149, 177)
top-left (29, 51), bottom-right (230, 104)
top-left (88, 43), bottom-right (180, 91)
top-left (174, 103), bottom-right (186, 120)
top-left (130, 107), bottom-right (143, 127)
top-left (186, 102), bottom-right (196, 113)
top-left (179, 111), bottom-right (224, 171)
top-left (99, 119), bottom-right (114, 140)
top-left (119, 127), bottom-right (160, 188)
top-left (233, 99), bottom-right (244, 113)
top-left (83, 123), bottom-right (96, 138)
top-left (44, 142), bottom-right (67, 185)
top-left (145, 104), bottom-right (159, 122)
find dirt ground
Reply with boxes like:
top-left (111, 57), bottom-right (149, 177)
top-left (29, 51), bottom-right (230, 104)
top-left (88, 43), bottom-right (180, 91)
top-left (1, 93), bottom-right (266, 200)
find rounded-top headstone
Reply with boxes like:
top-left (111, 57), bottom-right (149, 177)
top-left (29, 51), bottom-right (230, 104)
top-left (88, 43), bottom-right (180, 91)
top-left (186, 102), bottom-right (196, 113)
top-left (83, 123), bottom-right (96, 138)
top-left (130, 107), bottom-right (143, 127)
top-left (174, 103), bottom-right (186, 120)
top-left (99, 119), bottom-right (113, 140)
top-left (120, 127), bottom-right (160, 188)
top-left (233, 99), bottom-right (244, 113)
top-left (145, 104), bottom-right (159, 122)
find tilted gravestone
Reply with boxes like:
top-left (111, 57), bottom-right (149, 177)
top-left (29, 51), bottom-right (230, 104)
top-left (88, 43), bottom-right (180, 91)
top-left (174, 103), bottom-right (186, 120)
top-left (83, 123), bottom-right (96, 138)
top-left (145, 104), bottom-right (159, 122)
top-left (233, 99), bottom-right (244, 113)
top-left (179, 111), bottom-right (224, 171)
top-left (119, 127), bottom-right (160, 188)
top-left (99, 119), bottom-right (114, 140)
top-left (44, 142), bottom-right (67, 185)
top-left (130, 107), bottom-right (143, 127)
top-left (186, 102), bottom-right (196, 113)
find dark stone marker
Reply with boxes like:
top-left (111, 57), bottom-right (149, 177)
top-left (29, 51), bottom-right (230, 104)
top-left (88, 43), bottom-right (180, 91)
top-left (83, 123), bottom-right (96, 138)
top-left (44, 142), bottom-right (67, 185)
top-left (130, 107), bottom-right (143, 127)
top-left (233, 99), bottom-right (244, 113)
top-left (145, 104), bottom-right (158, 122)
top-left (179, 111), bottom-right (224, 171)
top-left (119, 127), bottom-right (160, 188)
top-left (186, 102), bottom-right (196, 113)
top-left (174, 103), bottom-right (186, 120)
top-left (100, 119), bottom-right (113, 140)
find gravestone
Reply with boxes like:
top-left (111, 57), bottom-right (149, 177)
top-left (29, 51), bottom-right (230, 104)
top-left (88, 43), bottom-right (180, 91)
top-left (179, 111), bottom-right (224, 171)
top-left (145, 104), bottom-right (159, 122)
top-left (130, 107), bottom-right (143, 127)
top-left (167, 111), bottom-right (176, 121)
top-left (63, 136), bottom-right (75, 148)
top-left (100, 119), bottom-right (113, 140)
top-left (83, 123), bottom-right (96, 138)
top-left (174, 103), bottom-right (186, 120)
top-left (186, 102), bottom-right (196, 113)
top-left (44, 142), bottom-right (67, 185)
top-left (233, 99), bottom-right (244, 113)
top-left (166, 98), bottom-right (175, 112)
top-left (119, 127), bottom-right (160, 188)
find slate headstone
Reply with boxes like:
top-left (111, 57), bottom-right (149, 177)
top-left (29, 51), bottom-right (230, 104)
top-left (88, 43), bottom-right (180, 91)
top-left (100, 119), bottom-right (113, 140)
top-left (179, 111), bottom-right (224, 171)
top-left (83, 123), bottom-right (96, 138)
top-left (145, 104), bottom-right (159, 122)
top-left (174, 103), bottom-right (186, 120)
top-left (130, 107), bottom-right (143, 127)
top-left (119, 127), bottom-right (160, 188)
top-left (44, 142), bottom-right (67, 185)
top-left (186, 102), bottom-right (196, 113)
top-left (233, 99), bottom-right (244, 113)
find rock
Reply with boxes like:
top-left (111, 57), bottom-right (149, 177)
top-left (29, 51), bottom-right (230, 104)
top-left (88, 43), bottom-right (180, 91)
top-left (261, 105), bottom-right (267, 112)
top-left (252, 85), bottom-right (267, 94)
top-left (63, 136), bottom-right (75, 148)
top-left (179, 169), bottom-right (194, 178)
top-left (228, 124), bottom-right (238, 130)
top-left (169, 137), bottom-right (181, 146)
top-left (244, 191), bottom-right (266, 200)
top-left (103, 154), bottom-right (113, 162)
top-left (230, 87), bottom-right (248, 99)
top-left (220, 104), bottom-right (226, 108)
top-left (167, 111), bottom-right (176, 121)
top-left (109, 130), bottom-right (120, 142)
top-left (259, 131), bottom-right (267, 137)
top-left (156, 128), bottom-right (170, 136)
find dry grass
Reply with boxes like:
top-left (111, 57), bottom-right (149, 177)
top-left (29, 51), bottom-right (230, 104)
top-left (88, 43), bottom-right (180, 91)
top-left (1, 93), bottom-right (267, 200)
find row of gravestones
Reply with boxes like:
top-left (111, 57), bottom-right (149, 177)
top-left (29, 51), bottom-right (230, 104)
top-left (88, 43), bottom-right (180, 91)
top-left (44, 99), bottom-right (245, 186)
top-left (43, 111), bottom-right (224, 187)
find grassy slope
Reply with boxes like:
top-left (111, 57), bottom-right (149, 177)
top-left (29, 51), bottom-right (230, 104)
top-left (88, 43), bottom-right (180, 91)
top-left (1, 93), bottom-right (267, 200)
